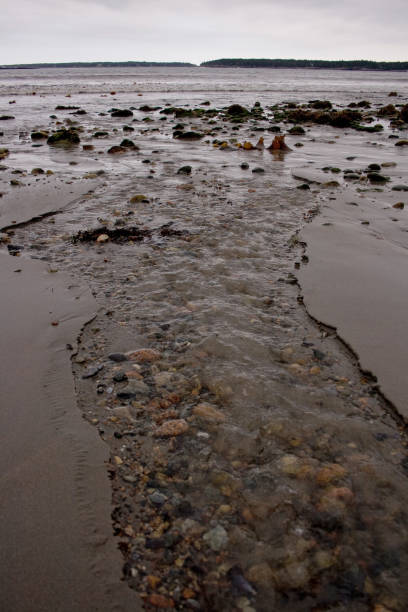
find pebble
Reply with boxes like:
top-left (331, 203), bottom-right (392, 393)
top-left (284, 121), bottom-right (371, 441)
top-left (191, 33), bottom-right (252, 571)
top-left (96, 234), bottom-right (109, 243)
top-left (203, 524), bottom-right (228, 551)
top-left (149, 491), bottom-right (168, 507)
top-left (154, 419), bottom-right (189, 437)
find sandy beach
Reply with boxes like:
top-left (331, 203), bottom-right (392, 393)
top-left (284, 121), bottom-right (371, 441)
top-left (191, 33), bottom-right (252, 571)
top-left (1, 67), bottom-right (408, 611)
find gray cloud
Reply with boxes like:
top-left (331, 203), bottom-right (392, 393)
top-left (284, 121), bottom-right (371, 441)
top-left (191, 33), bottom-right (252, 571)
top-left (1, 0), bottom-right (407, 63)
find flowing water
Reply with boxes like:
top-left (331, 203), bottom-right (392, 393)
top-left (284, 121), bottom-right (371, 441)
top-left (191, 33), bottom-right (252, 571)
top-left (1, 67), bottom-right (408, 611)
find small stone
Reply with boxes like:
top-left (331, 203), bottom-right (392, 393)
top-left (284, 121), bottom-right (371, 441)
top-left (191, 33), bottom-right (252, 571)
top-left (193, 402), bottom-right (226, 423)
top-left (252, 167), bottom-right (265, 173)
top-left (154, 419), bottom-right (189, 437)
top-left (240, 162), bottom-right (249, 169)
top-left (203, 524), bottom-right (228, 551)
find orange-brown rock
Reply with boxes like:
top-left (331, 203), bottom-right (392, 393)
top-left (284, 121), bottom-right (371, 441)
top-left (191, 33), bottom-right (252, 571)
top-left (268, 135), bottom-right (291, 151)
top-left (148, 594), bottom-right (175, 608)
top-left (193, 402), bottom-right (226, 423)
top-left (127, 348), bottom-right (162, 363)
top-left (316, 463), bottom-right (347, 486)
top-left (154, 419), bottom-right (189, 437)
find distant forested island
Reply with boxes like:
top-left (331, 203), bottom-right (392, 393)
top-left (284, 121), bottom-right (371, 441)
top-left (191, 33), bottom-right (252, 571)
top-left (201, 58), bottom-right (408, 70)
top-left (2, 59), bottom-right (407, 71)
top-left (0, 61), bottom-right (195, 70)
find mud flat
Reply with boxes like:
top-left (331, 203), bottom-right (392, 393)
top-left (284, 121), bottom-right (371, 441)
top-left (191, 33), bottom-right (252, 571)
top-left (0, 198), bottom-right (139, 610)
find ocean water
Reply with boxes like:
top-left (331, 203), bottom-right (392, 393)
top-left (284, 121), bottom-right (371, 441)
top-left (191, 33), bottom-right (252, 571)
top-left (1, 65), bottom-right (408, 102)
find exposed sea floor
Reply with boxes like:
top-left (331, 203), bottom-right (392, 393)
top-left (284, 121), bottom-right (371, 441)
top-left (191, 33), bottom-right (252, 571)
top-left (1, 69), bottom-right (408, 611)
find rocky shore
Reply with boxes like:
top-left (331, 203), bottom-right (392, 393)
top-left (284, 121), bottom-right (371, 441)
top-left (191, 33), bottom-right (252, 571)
top-left (1, 89), bottom-right (408, 611)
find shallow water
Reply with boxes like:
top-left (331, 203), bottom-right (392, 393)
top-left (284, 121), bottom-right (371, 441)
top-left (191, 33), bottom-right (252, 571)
top-left (1, 69), bottom-right (408, 610)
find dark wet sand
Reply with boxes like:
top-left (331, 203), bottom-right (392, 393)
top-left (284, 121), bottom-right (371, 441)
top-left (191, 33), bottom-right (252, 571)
top-left (297, 188), bottom-right (408, 417)
top-left (0, 251), bottom-right (139, 611)
top-left (0, 178), bottom-right (98, 228)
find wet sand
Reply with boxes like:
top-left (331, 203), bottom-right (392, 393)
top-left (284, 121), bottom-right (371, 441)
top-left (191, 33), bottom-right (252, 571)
top-left (297, 188), bottom-right (408, 416)
top-left (0, 177), bottom-right (99, 229)
top-left (0, 250), bottom-right (139, 609)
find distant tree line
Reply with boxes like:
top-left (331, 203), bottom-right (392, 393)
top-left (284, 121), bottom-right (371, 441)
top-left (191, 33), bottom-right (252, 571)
top-left (0, 61), bottom-right (196, 70)
top-left (200, 58), bottom-right (408, 71)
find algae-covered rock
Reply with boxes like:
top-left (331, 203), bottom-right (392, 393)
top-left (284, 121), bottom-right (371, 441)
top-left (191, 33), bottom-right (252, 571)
top-left (31, 131), bottom-right (48, 140)
top-left (0, 148), bottom-right (9, 160)
top-left (177, 165), bottom-right (192, 175)
top-left (367, 172), bottom-right (389, 183)
top-left (174, 131), bottom-right (203, 140)
top-left (107, 145), bottom-right (126, 154)
top-left (309, 99), bottom-right (332, 110)
top-left (227, 104), bottom-right (249, 116)
top-left (288, 125), bottom-right (305, 135)
top-left (111, 109), bottom-right (133, 118)
top-left (47, 129), bottom-right (80, 145)
top-left (400, 104), bottom-right (408, 123)
top-left (378, 104), bottom-right (397, 116)
top-left (120, 139), bottom-right (138, 149)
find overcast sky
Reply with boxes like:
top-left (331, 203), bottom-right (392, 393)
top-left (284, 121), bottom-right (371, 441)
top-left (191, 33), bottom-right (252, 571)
top-left (2, 0), bottom-right (407, 64)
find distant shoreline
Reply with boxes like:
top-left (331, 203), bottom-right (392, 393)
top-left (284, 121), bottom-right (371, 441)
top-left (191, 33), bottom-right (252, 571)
top-left (1, 58), bottom-right (408, 71)
top-left (200, 58), bottom-right (408, 71)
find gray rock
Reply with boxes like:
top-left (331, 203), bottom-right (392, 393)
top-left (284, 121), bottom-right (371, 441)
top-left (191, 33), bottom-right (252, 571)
top-left (149, 491), bottom-right (168, 507)
top-left (113, 371), bottom-right (128, 383)
top-left (203, 524), bottom-right (228, 551)
top-left (82, 364), bottom-right (104, 379)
